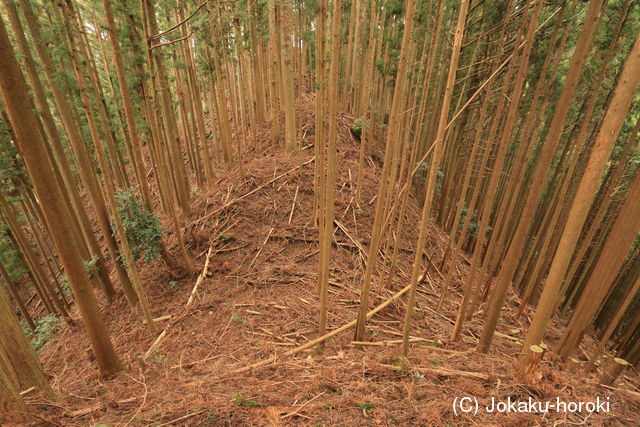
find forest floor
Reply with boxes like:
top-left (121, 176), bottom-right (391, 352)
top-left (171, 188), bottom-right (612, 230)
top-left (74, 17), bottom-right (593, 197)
top-left (7, 96), bottom-right (640, 426)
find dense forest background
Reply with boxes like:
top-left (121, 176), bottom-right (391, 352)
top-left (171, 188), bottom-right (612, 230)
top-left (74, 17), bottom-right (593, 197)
top-left (0, 0), bottom-right (639, 424)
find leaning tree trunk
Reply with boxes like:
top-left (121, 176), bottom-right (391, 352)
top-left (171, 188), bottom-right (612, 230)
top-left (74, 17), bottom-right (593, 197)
top-left (0, 282), bottom-right (52, 395)
top-left (0, 358), bottom-right (25, 413)
top-left (479, 0), bottom-right (606, 353)
top-left (0, 17), bottom-right (123, 377)
top-left (101, 0), bottom-right (153, 211)
top-left (0, 260), bottom-right (35, 332)
top-left (354, 0), bottom-right (417, 343)
top-left (401, 0), bottom-right (469, 357)
top-left (517, 30), bottom-right (640, 371)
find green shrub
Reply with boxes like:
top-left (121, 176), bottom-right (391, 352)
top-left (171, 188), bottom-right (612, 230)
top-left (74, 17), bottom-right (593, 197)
top-left (455, 204), bottom-right (491, 238)
top-left (60, 275), bottom-right (72, 296)
top-left (351, 117), bottom-right (367, 139)
top-left (26, 314), bottom-right (60, 351)
top-left (113, 189), bottom-right (163, 265)
top-left (83, 255), bottom-right (100, 278)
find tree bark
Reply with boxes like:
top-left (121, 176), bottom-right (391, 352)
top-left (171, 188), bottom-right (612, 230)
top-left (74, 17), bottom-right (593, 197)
top-left (0, 16), bottom-right (123, 377)
top-left (517, 30), bottom-right (640, 370)
top-left (479, 0), bottom-right (606, 353)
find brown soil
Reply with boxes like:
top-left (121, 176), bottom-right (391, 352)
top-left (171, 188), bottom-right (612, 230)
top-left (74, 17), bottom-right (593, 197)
top-left (5, 97), bottom-right (639, 426)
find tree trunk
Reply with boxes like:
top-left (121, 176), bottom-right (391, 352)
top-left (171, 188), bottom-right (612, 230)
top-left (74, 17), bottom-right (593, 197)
top-left (0, 282), bottom-right (52, 394)
top-left (401, 0), bottom-right (468, 357)
top-left (479, 0), bottom-right (606, 353)
top-left (0, 17), bottom-right (123, 377)
top-left (517, 30), bottom-right (640, 370)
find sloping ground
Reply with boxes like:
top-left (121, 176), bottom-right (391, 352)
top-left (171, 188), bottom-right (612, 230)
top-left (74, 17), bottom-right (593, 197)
top-left (7, 98), bottom-right (640, 426)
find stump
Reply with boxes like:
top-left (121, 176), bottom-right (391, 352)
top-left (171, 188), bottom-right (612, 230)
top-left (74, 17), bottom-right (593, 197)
top-left (588, 354), bottom-right (607, 373)
top-left (599, 357), bottom-right (630, 386)
top-left (538, 342), bottom-right (548, 356)
top-left (520, 344), bottom-right (544, 381)
top-left (566, 357), bottom-right (581, 374)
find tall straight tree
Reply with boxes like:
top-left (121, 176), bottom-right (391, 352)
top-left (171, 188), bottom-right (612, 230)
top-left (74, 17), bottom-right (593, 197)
top-left (0, 260), bottom-right (35, 332)
top-left (516, 31), bottom-right (640, 371)
top-left (478, 0), bottom-right (606, 353)
top-left (16, 0), bottom-right (137, 305)
top-left (354, 0), bottom-right (417, 342)
top-left (317, 0), bottom-right (341, 352)
top-left (0, 361), bottom-right (24, 413)
top-left (142, 0), bottom-right (190, 214)
top-left (0, 16), bottom-right (123, 377)
top-left (280, 0), bottom-right (297, 151)
top-left (557, 170), bottom-right (640, 360)
top-left (2, 0), bottom-right (116, 302)
top-left (0, 283), bottom-right (52, 395)
top-left (401, 0), bottom-right (470, 357)
top-left (101, 0), bottom-right (153, 210)
top-left (453, 0), bottom-right (542, 333)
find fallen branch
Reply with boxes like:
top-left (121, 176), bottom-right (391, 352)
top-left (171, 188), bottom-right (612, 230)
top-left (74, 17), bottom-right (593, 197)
top-left (143, 330), bottom-right (167, 360)
top-left (378, 363), bottom-right (490, 381)
top-left (144, 247), bottom-right (213, 360)
top-left (187, 157), bottom-right (315, 228)
top-left (155, 410), bottom-right (208, 427)
top-left (418, 306), bottom-right (454, 324)
top-left (598, 383), bottom-right (640, 403)
top-left (334, 219), bottom-right (367, 263)
top-left (186, 246), bottom-right (213, 309)
top-left (271, 232), bottom-right (359, 252)
top-left (68, 404), bottom-right (103, 418)
top-left (68, 397), bottom-right (137, 417)
top-left (212, 243), bottom-right (249, 254)
top-left (20, 387), bottom-right (36, 396)
top-left (351, 337), bottom-right (426, 346)
top-left (494, 331), bottom-right (520, 342)
top-left (170, 352), bottom-right (219, 370)
top-left (281, 392), bottom-right (325, 419)
top-left (125, 371), bottom-right (148, 426)
top-left (228, 283), bottom-right (412, 374)
top-left (142, 315), bottom-right (172, 325)
top-left (248, 227), bottom-right (274, 269)
top-left (288, 186), bottom-right (299, 224)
